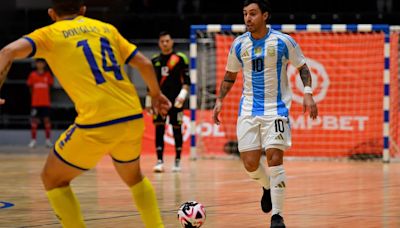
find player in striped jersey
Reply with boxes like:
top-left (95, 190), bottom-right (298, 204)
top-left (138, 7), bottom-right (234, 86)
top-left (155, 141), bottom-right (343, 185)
top-left (213, 0), bottom-right (318, 227)
top-left (0, 0), bottom-right (169, 227)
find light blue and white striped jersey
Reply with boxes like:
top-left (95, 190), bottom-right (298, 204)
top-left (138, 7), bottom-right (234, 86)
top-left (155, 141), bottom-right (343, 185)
top-left (226, 27), bottom-right (306, 117)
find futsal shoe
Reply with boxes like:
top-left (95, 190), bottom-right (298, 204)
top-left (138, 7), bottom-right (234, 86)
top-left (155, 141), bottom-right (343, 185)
top-left (270, 214), bottom-right (285, 228)
top-left (261, 187), bottom-right (272, 213)
top-left (45, 139), bottom-right (53, 148)
top-left (28, 139), bottom-right (36, 148)
top-left (172, 159), bottom-right (181, 172)
top-left (153, 161), bottom-right (164, 173)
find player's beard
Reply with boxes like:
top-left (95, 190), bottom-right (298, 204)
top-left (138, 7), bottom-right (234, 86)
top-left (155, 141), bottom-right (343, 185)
top-left (247, 23), bottom-right (263, 33)
top-left (246, 24), bottom-right (256, 33)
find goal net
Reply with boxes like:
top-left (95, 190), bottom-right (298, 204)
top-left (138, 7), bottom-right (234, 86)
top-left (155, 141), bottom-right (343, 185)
top-left (190, 24), bottom-right (399, 161)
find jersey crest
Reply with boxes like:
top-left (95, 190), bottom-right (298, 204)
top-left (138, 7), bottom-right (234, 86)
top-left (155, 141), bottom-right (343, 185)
top-left (254, 47), bottom-right (262, 56)
top-left (267, 45), bottom-right (276, 56)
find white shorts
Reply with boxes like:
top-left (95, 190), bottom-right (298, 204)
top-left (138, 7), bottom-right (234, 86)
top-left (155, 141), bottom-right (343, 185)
top-left (236, 115), bottom-right (292, 152)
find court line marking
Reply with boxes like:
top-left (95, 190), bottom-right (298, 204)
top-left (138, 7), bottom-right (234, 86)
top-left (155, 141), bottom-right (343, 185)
top-left (0, 201), bottom-right (14, 209)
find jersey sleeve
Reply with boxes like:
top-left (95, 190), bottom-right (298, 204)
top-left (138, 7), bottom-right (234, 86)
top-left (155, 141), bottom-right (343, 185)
top-left (47, 73), bottom-right (54, 86)
top-left (151, 54), bottom-right (159, 64)
top-left (109, 25), bottom-right (138, 64)
top-left (177, 52), bottom-right (191, 86)
top-left (225, 40), bottom-right (242, 73)
top-left (286, 36), bottom-right (306, 68)
top-left (23, 27), bottom-right (53, 59)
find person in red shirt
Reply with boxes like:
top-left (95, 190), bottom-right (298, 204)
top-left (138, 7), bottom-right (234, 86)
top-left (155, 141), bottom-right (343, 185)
top-left (27, 58), bottom-right (54, 148)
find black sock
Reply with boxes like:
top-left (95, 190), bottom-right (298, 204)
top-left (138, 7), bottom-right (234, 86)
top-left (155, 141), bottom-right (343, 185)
top-left (173, 125), bottom-right (182, 160)
top-left (155, 124), bottom-right (165, 161)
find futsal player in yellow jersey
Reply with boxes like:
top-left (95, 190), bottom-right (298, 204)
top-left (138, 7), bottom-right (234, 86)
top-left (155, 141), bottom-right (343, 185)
top-left (0, 0), bottom-right (170, 227)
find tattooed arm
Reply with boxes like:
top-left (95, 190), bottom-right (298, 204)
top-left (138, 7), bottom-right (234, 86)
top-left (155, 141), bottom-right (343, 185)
top-left (298, 64), bottom-right (318, 119)
top-left (0, 38), bottom-right (34, 105)
top-left (299, 64), bottom-right (312, 87)
top-left (213, 71), bottom-right (238, 125)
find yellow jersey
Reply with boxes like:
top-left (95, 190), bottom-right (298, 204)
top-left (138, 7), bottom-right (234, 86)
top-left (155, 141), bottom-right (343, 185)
top-left (24, 16), bottom-right (142, 126)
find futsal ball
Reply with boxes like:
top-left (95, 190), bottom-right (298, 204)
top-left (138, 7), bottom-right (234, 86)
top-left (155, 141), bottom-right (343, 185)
top-left (177, 201), bottom-right (206, 228)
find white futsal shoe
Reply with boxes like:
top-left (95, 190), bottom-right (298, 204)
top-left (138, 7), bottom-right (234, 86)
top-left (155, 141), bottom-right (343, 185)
top-left (28, 139), bottom-right (36, 148)
top-left (172, 159), bottom-right (181, 172)
top-left (153, 160), bottom-right (164, 173)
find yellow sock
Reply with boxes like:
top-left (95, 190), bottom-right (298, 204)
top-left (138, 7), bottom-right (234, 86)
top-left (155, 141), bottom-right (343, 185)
top-left (46, 186), bottom-right (86, 228)
top-left (131, 177), bottom-right (164, 228)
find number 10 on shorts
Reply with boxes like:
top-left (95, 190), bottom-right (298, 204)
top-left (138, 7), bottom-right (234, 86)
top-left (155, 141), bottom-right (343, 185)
top-left (274, 119), bottom-right (285, 133)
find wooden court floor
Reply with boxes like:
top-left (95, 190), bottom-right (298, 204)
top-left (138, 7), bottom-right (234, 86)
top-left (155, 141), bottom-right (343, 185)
top-left (0, 147), bottom-right (399, 228)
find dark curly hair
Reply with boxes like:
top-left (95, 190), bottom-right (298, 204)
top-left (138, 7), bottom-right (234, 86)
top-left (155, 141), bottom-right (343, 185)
top-left (52, 0), bottom-right (84, 16)
top-left (243, 0), bottom-right (272, 22)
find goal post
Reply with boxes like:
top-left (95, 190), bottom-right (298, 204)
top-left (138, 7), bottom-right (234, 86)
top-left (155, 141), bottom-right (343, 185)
top-left (189, 24), bottom-right (399, 162)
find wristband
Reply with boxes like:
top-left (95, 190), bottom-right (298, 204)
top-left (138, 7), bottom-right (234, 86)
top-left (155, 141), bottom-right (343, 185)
top-left (174, 89), bottom-right (188, 108)
top-left (304, 86), bottom-right (313, 95)
top-left (177, 88), bottom-right (188, 100)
